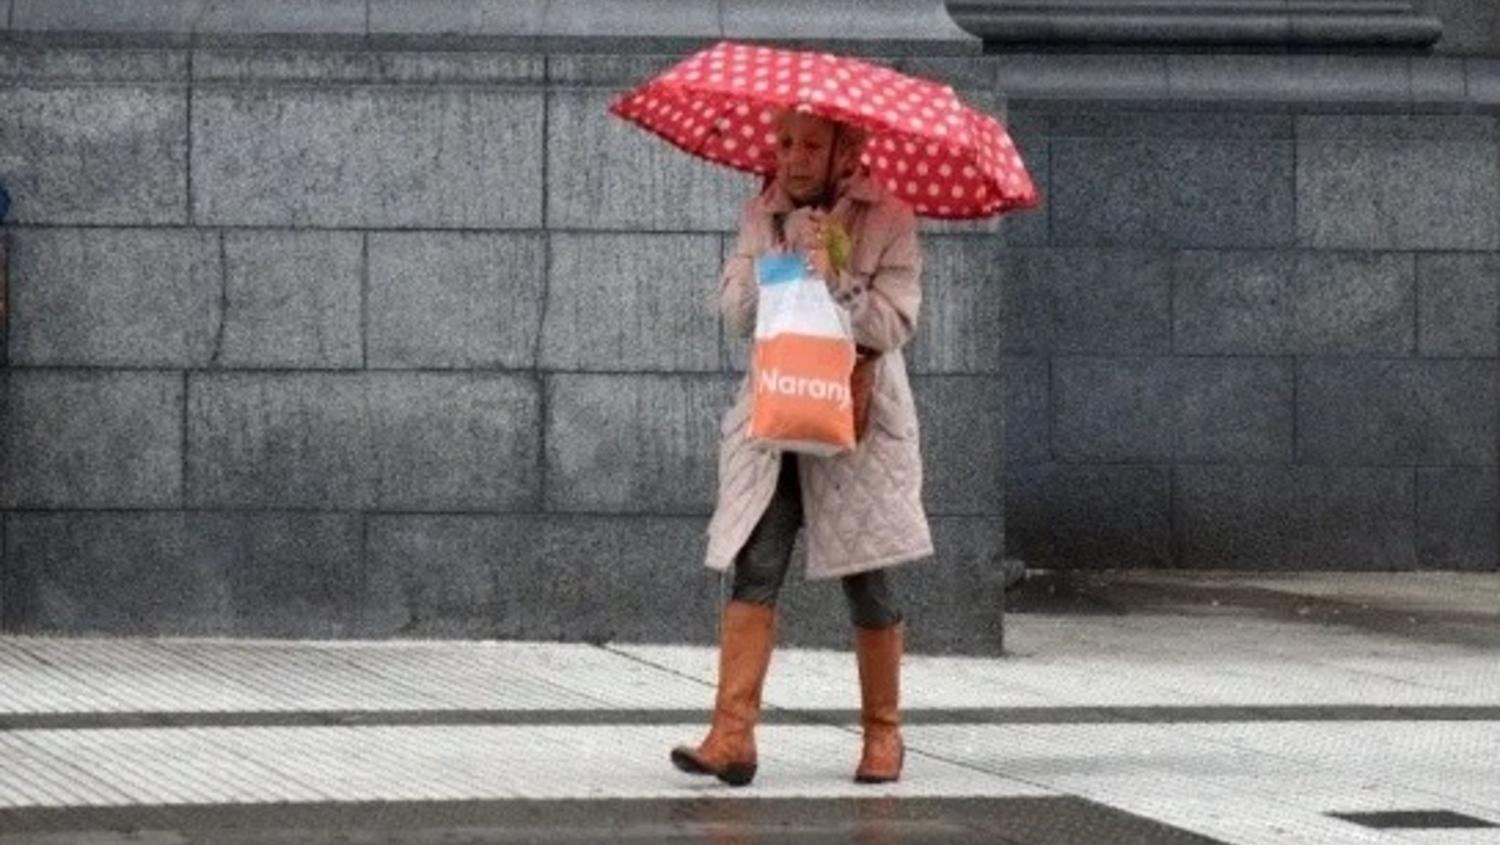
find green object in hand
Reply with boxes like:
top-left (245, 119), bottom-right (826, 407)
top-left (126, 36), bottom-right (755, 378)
top-left (822, 219), bottom-right (852, 274)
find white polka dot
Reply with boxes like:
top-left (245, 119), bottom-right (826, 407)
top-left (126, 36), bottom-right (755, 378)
top-left (915, 162), bottom-right (929, 176)
top-left (906, 181), bottom-right (918, 194)
top-left (764, 132), bottom-right (777, 145)
top-left (938, 164), bottom-right (952, 177)
top-left (952, 186), bottom-right (965, 198)
top-left (741, 124), bottom-right (755, 138)
top-left (724, 138), bottom-right (738, 151)
top-left (927, 184), bottom-right (940, 197)
top-left (747, 146), bottom-right (760, 159)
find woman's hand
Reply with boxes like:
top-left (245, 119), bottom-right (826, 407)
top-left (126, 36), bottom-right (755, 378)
top-left (806, 246), bottom-right (835, 282)
top-left (785, 209), bottom-right (836, 284)
top-left (784, 208), bottom-right (826, 253)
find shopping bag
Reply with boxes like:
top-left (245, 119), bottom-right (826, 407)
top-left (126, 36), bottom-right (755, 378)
top-left (748, 252), bottom-right (857, 456)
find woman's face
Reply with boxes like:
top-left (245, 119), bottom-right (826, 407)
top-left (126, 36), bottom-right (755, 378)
top-left (773, 112), bottom-right (839, 203)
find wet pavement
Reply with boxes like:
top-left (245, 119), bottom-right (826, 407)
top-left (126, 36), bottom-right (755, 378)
top-left (1, 569), bottom-right (1497, 844)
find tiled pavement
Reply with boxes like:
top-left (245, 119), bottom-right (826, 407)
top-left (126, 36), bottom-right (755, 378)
top-left (0, 572), bottom-right (1497, 844)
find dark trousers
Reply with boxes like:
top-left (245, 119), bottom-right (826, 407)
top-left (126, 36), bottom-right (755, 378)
top-left (730, 455), bottom-right (902, 630)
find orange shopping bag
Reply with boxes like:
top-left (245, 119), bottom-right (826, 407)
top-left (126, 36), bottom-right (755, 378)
top-left (749, 253), bottom-right (857, 456)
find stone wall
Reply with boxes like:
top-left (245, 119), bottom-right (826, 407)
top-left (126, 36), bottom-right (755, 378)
top-left (998, 107), bottom-right (1499, 572)
top-left (0, 46), bottom-right (1009, 652)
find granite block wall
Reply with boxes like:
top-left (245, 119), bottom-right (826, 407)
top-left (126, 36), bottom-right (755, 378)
top-left (0, 46), bottom-right (1007, 652)
top-left (4, 38), bottom-right (1497, 653)
top-left (1000, 110), bottom-right (1500, 572)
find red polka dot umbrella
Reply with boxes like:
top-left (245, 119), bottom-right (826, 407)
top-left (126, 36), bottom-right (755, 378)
top-left (609, 41), bottom-right (1040, 220)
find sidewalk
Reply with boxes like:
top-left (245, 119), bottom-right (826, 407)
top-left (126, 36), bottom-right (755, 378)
top-left (0, 570), bottom-right (1497, 844)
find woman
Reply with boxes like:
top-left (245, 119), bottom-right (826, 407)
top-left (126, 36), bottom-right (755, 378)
top-left (670, 109), bottom-right (933, 787)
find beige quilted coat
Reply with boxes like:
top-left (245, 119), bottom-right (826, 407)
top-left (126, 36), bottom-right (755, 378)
top-left (704, 173), bottom-right (934, 580)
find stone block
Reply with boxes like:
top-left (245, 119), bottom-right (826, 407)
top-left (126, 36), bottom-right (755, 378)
top-left (1297, 359), bottom-right (1498, 466)
top-left (773, 516), bottom-right (1005, 655)
top-left (1298, 116), bottom-right (1500, 250)
top-left (907, 236), bottom-right (1006, 373)
top-left (0, 84), bottom-right (186, 225)
top-left (368, 0), bottom-right (545, 37)
top-left (193, 49), bottom-right (544, 85)
top-left (1410, 58), bottom-right (1467, 108)
top-left (195, 0), bottom-right (365, 35)
top-left (1175, 465), bottom-right (1416, 569)
top-left (545, 374), bottom-right (731, 514)
top-left (1054, 357), bottom-right (1294, 464)
top-left (192, 85), bottom-right (543, 228)
top-left (1052, 137), bottom-right (1295, 248)
top-left (1006, 463), bottom-right (1171, 568)
top-left (992, 54), bottom-right (1169, 102)
top-left (3, 512), bottom-right (221, 636)
top-left (1167, 55), bottom-right (1409, 110)
top-left (1297, 114), bottom-right (1496, 142)
top-left (1175, 251), bottom-right (1415, 356)
top-left (1294, 252), bottom-right (1415, 355)
top-left (220, 230), bottom-right (363, 369)
top-left (7, 228), bottom-right (220, 367)
top-left (912, 376), bottom-right (1005, 516)
top-left (11, 0), bottom-right (199, 34)
top-left (1417, 254), bottom-right (1500, 357)
top-left (721, 0), bottom-right (977, 45)
top-left (0, 46), bottom-right (188, 82)
top-left (0, 511), bottom-right (361, 637)
top-left (1, 371), bottom-right (183, 509)
top-left (369, 232), bottom-right (545, 369)
top-left (1418, 467), bottom-right (1499, 571)
top-left (546, 88), bottom-right (750, 232)
top-left (894, 55), bottom-right (997, 92)
top-left (545, 53), bottom-right (681, 87)
top-left (1003, 355), bottom-right (1050, 466)
top-left (541, 233), bottom-right (721, 372)
top-left (543, 0), bottom-right (719, 37)
top-left (187, 372), bottom-right (541, 510)
top-left (1046, 111), bottom-right (1292, 141)
top-left (361, 514), bottom-right (717, 642)
top-left (1431, 0), bottom-right (1500, 56)
top-left (1003, 249), bottom-right (1172, 355)
top-left (1173, 250), bottom-right (1295, 356)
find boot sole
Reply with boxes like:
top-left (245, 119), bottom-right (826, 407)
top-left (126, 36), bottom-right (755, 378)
top-left (670, 748), bottom-right (757, 786)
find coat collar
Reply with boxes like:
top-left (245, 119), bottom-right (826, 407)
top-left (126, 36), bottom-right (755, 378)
top-left (758, 170), bottom-right (885, 215)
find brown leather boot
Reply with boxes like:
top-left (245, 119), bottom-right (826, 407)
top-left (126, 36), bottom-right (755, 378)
top-left (670, 600), bottom-right (776, 786)
top-left (854, 621), bottom-right (904, 783)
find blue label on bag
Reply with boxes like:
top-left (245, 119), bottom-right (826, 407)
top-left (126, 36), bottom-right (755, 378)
top-left (756, 253), bottom-right (808, 286)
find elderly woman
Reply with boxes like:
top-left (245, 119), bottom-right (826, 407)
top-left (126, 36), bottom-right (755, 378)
top-left (670, 109), bottom-right (932, 787)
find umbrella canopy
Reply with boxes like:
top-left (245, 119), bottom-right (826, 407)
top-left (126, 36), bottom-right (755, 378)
top-left (609, 41), bottom-right (1040, 220)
